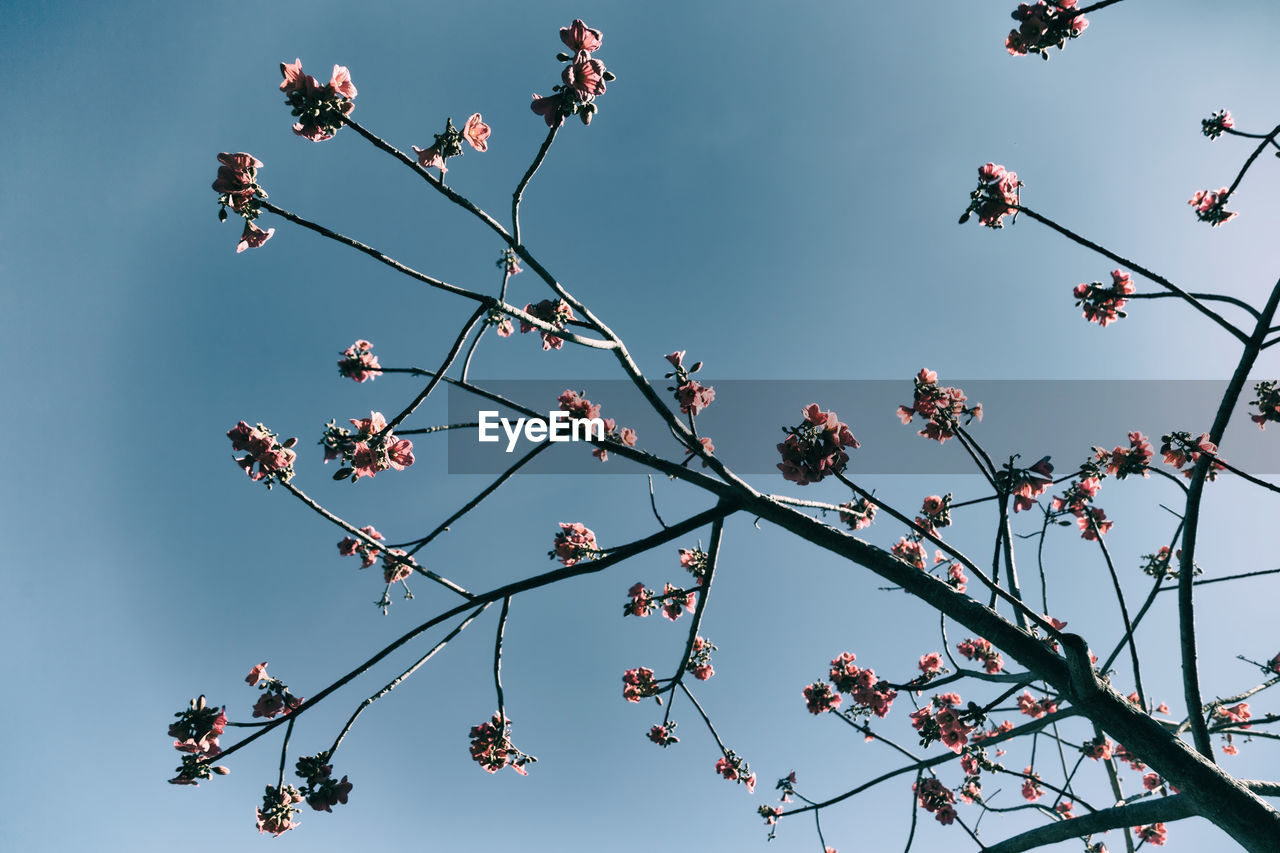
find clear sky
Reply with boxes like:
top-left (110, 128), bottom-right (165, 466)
top-left (3, 1), bottom-right (1279, 851)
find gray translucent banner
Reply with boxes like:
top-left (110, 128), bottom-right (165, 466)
top-left (446, 380), bottom-right (1278, 475)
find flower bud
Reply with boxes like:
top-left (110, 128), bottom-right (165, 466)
top-left (689, 361), bottom-right (703, 374)
top-left (282, 437), bottom-right (298, 448)
top-left (556, 52), bottom-right (573, 62)
top-left (334, 467), bottom-right (353, 481)
top-left (212, 766), bottom-right (231, 775)
top-left (218, 207), bottom-right (228, 223)
top-left (197, 695), bottom-right (207, 710)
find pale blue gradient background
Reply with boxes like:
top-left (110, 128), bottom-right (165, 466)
top-left (3, 1), bottom-right (1279, 850)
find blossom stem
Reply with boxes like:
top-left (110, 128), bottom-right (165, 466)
top-left (677, 682), bottom-right (729, 756)
top-left (339, 115), bottom-right (513, 243)
top-left (1087, 515), bottom-right (1147, 708)
top-left (494, 596), bottom-right (511, 731)
top-left (406, 442), bottom-right (553, 553)
top-left (1156, 565), bottom-right (1280, 592)
top-left (1127, 291), bottom-right (1261, 322)
top-left (395, 422), bottom-right (479, 435)
top-left (282, 480), bottom-right (474, 599)
top-left (1178, 277), bottom-right (1280, 758)
top-left (512, 124), bottom-right (559, 247)
top-left (256, 201), bottom-right (614, 349)
top-left (328, 605), bottom-right (488, 759)
top-left (277, 716), bottom-right (295, 790)
top-left (662, 518), bottom-right (724, 720)
top-left (1014, 205), bottom-right (1250, 343)
top-left (1225, 124), bottom-right (1280, 196)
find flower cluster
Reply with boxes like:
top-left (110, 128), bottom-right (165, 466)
top-left (379, 547), bottom-right (418, 585)
top-left (624, 581), bottom-right (695, 621)
top-left (714, 751), bottom-right (757, 793)
top-left (228, 421), bottom-right (297, 486)
top-left (1017, 691), bottom-right (1059, 719)
top-left (211, 152), bottom-right (274, 252)
top-left (664, 351), bottom-right (716, 418)
top-left (828, 651), bottom-right (897, 718)
top-left (1074, 270), bottom-right (1136, 327)
top-left (1189, 187), bottom-right (1237, 226)
top-left (412, 113), bottom-right (490, 175)
top-left (551, 522), bottom-right (598, 566)
top-left (647, 722), bottom-right (679, 747)
top-left (1096, 430), bottom-right (1153, 480)
top-left (531, 20), bottom-right (615, 127)
top-left (914, 776), bottom-right (957, 825)
top-left (294, 753), bottom-right (353, 813)
top-left (521, 298), bottom-right (575, 350)
top-left (960, 163), bottom-right (1020, 228)
top-left (622, 667), bottom-right (659, 702)
top-left (321, 412), bottom-right (415, 482)
top-left (1250, 381), bottom-right (1280, 429)
top-left (1161, 431), bottom-right (1225, 480)
top-left (897, 369), bottom-right (982, 443)
top-left (776, 404), bottom-right (859, 485)
top-left (246, 661), bottom-right (304, 719)
top-left (916, 493), bottom-right (953, 535)
top-left (469, 713), bottom-right (536, 775)
top-left (910, 693), bottom-right (979, 754)
top-left (838, 497), bottom-right (877, 531)
top-left (1135, 823), bottom-right (1169, 846)
top-left (497, 248), bottom-right (523, 277)
top-left (679, 547), bottom-right (710, 585)
top-left (687, 635), bottom-right (716, 681)
top-left (168, 695), bottom-right (230, 785)
top-left (624, 582), bottom-right (655, 617)
top-left (956, 637), bottom-right (1004, 673)
top-left (1004, 1), bottom-right (1089, 58)
top-left (804, 680), bottom-right (842, 714)
top-left (558, 389), bottom-right (637, 461)
top-left (1202, 109), bottom-right (1235, 140)
top-left (892, 537), bottom-right (928, 570)
top-left (280, 59), bottom-right (356, 142)
top-left (1020, 767), bottom-right (1045, 801)
top-left (1082, 735), bottom-right (1114, 761)
top-left (1048, 464), bottom-right (1110, 540)
top-left (337, 526), bottom-right (384, 569)
top-left (997, 455), bottom-right (1054, 512)
top-left (337, 340), bottom-right (381, 383)
top-left (256, 785), bottom-right (304, 836)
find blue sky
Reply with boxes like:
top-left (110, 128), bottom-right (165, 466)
top-left (3, 1), bottom-right (1279, 850)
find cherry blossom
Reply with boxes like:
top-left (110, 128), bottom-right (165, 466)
top-left (337, 340), bottom-right (381, 382)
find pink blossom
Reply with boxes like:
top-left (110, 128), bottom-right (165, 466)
top-left (1202, 109), bottom-right (1234, 139)
top-left (563, 50), bottom-right (607, 98)
top-left (777, 404), bottom-right (859, 485)
top-left (463, 113), bottom-right (491, 152)
top-left (919, 652), bottom-right (944, 675)
top-left (622, 667), bottom-right (658, 702)
top-left (804, 681), bottom-right (843, 714)
top-left (245, 662), bottom-right (269, 686)
top-left (665, 350), bottom-right (685, 368)
top-left (413, 144), bottom-right (448, 175)
top-left (530, 93), bottom-right (566, 127)
top-left (337, 339), bottom-right (382, 382)
top-left (236, 221), bottom-right (275, 253)
top-left (560, 19), bottom-right (603, 53)
top-left (676, 380), bottom-right (716, 415)
top-left (553, 522), bottom-right (598, 566)
top-left (1135, 823), bottom-right (1168, 846)
top-left (1189, 187), bottom-right (1237, 226)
